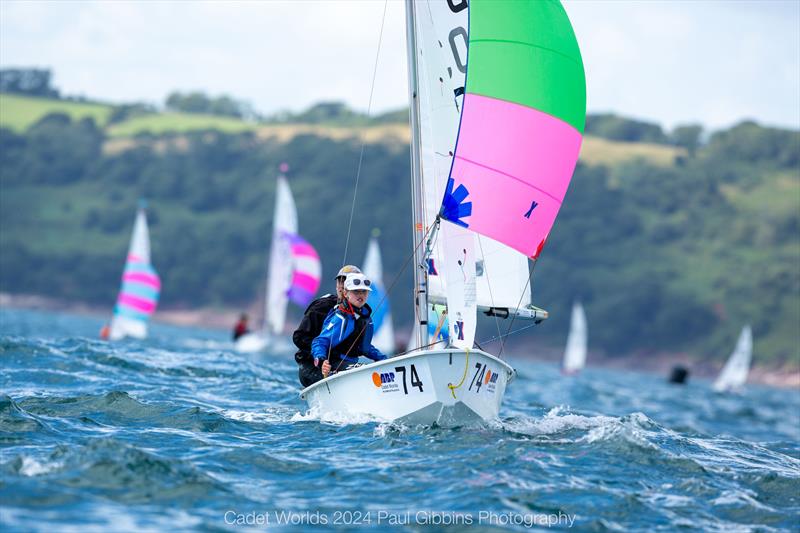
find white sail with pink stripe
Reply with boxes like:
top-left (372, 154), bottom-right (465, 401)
top-left (109, 207), bottom-right (161, 341)
top-left (237, 167), bottom-right (321, 353)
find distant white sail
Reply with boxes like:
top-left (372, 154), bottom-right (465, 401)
top-left (237, 171), bottom-right (321, 352)
top-left (562, 301), bottom-right (587, 374)
top-left (713, 326), bottom-right (753, 392)
top-left (265, 175), bottom-right (299, 336)
top-left (363, 236), bottom-right (395, 354)
top-left (109, 208), bottom-right (160, 341)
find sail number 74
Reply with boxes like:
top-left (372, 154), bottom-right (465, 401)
top-left (395, 365), bottom-right (424, 394)
top-left (469, 363), bottom-right (498, 393)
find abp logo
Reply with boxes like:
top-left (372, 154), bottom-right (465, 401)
top-left (371, 371), bottom-right (396, 387)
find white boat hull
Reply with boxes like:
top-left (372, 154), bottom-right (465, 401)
top-left (109, 316), bottom-right (147, 341)
top-left (234, 333), bottom-right (269, 353)
top-left (234, 332), bottom-right (294, 354)
top-left (299, 348), bottom-right (515, 425)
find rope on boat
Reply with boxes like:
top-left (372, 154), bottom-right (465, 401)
top-left (447, 348), bottom-right (470, 399)
top-left (341, 0), bottom-right (389, 266)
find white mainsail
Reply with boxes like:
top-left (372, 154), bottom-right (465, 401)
top-left (414, 0), bottom-right (475, 348)
top-left (265, 175), bottom-right (298, 335)
top-left (713, 326), bottom-right (753, 392)
top-left (363, 236), bottom-right (395, 354)
top-left (562, 302), bottom-right (587, 374)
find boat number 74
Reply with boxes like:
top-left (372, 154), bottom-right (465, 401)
top-left (394, 365), bottom-right (424, 394)
top-left (469, 363), bottom-right (487, 393)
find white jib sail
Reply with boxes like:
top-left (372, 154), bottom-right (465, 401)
top-left (713, 325), bottom-right (753, 392)
top-left (265, 175), bottom-right (298, 335)
top-left (562, 301), bottom-right (587, 373)
top-left (363, 237), bottom-right (395, 354)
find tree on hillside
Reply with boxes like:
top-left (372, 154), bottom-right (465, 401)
top-left (670, 124), bottom-right (703, 157)
top-left (5, 113), bottom-right (103, 185)
top-left (164, 91), bottom-right (253, 119)
top-left (292, 102), bottom-right (365, 125)
top-left (585, 113), bottom-right (669, 144)
top-left (108, 103), bottom-right (157, 124)
top-left (706, 121), bottom-right (800, 169)
top-left (0, 68), bottom-right (59, 98)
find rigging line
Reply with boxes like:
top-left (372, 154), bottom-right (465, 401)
top-left (498, 258), bottom-right (537, 359)
top-left (341, 0), bottom-right (389, 267)
top-left (476, 235), bottom-right (503, 345)
top-left (395, 320), bottom-right (537, 358)
top-left (478, 322), bottom-right (539, 348)
top-left (330, 221), bottom-right (434, 373)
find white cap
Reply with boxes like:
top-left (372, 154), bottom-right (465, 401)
top-left (344, 273), bottom-right (373, 291)
top-left (335, 265), bottom-right (362, 279)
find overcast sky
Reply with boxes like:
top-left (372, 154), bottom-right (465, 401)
top-left (1, 0), bottom-right (798, 131)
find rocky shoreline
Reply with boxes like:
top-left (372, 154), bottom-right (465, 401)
top-left (2, 292), bottom-right (798, 389)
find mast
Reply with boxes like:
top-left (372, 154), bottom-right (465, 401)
top-left (404, 0), bottom-right (428, 350)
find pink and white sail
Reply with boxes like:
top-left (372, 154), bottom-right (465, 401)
top-left (109, 208), bottom-right (161, 340)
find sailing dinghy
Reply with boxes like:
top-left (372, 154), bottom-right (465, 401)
top-left (301, 0), bottom-right (586, 424)
top-left (562, 302), bottom-right (587, 374)
top-left (713, 326), bottom-right (753, 393)
top-left (236, 169), bottom-right (322, 352)
top-left (108, 206), bottom-right (161, 341)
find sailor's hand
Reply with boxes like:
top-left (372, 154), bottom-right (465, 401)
top-left (321, 360), bottom-right (331, 378)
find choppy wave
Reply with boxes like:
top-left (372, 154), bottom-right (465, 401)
top-left (1, 308), bottom-right (799, 532)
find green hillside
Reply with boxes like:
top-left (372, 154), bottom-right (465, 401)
top-left (0, 93), bottom-right (113, 131)
top-left (1, 102), bottom-right (798, 369)
top-left (107, 112), bottom-right (258, 137)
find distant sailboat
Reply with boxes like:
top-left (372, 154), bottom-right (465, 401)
top-left (235, 168), bottom-right (322, 353)
top-left (108, 206), bottom-right (161, 341)
top-left (363, 235), bottom-right (395, 354)
top-left (562, 301), bottom-right (587, 374)
top-left (713, 326), bottom-right (753, 392)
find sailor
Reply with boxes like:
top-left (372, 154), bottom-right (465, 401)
top-left (311, 272), bottom-right (387, 378)
top-left (232, 313), bottom-right (250, 341)
top-left (293, 265), bottom-right (362, 387)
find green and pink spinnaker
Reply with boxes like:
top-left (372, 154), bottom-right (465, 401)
top-left (440, 0), bottom-right (586, 259)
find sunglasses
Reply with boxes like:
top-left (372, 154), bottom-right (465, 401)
top-left (350, 278), bottom-right (371, 287)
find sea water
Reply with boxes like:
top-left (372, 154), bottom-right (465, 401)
top-left (1, 308), bottom-right (798, 532)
